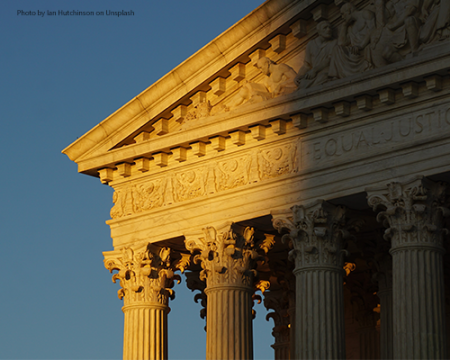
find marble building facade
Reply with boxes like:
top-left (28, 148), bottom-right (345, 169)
top-left (63, 0), bottom-right (450, 359)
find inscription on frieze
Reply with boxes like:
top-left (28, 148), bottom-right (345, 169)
top-left (303, 104), bottom-right (450, 166)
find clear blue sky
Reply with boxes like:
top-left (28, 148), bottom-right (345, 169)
top-left (0, 0), bottom-right (275, 359)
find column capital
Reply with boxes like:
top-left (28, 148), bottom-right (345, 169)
top-left (184, 222), bottom-right (274, 289)
top-left (103, 244), bottom-right (179, 307)
top-left (272, 200), bottom-right (360, 271)
top-left (366, 176), bottom-right (450, 251)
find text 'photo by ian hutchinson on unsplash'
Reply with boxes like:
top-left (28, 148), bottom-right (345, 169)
top-left (17, 9), bottom-right (135, 17)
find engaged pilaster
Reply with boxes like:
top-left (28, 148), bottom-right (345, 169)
top-left (104, 245), bottom-right (179, 360)
top-left (367, 176), bottom-right (449, 359)
top-left (273, 200), bottom-right (356, 360)
top-left (185, 223), bottom-right (273, 360)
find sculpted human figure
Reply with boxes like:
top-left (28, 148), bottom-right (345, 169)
top-left (419, 0), bottom-right (450, 43)
top-left (295, 21), bottom-right (337, 89)
top-left (385, 0), bottom-right (422, 51)
top-left (229, 57), bottom-right (297, 108)
top-left (329, 3), bottom-right (376, 79)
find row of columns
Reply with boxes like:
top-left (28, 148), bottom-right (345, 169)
top-left (103, 175), bottom-right (449, 359)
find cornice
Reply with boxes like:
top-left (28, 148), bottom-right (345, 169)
top-left (75, 45), bottom-right (450, 177)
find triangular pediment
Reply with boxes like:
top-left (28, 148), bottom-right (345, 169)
top-left (62, 0), bottom-right (311, 174)
top-left (63, 0), bottom-right (450, 179)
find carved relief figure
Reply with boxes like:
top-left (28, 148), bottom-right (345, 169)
top-left (435, 1), bottom-right (450, 39)
top-left (132, 181), bottom-right (164, 213)
top-left (295, 21), bottom-right (337, 88)
top-left (214, 156), bottom-right (252, 191)
top-left (329, 3), bottom-right (376, 79)
top-left (185, 101), bottom-right (212, 122)
top-left (229, 57), bottom-right (297, 108)
top-left (258, 145), bottom-right (297, 180)
top-left (110, 190), bottom-right (125, 219)
top-left (419, 0), bottom-right (450, 43)
top-left (385, 0), bottom-right (422, 52)
top-left (173, 170), bottom-right (207, 202)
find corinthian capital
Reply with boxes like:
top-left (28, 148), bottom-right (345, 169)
top-left (272, 200), bottom-right (358, 270)
top-left (103, 244), bottom-right (179, 307)
top-left (184, 223), bottom-right (273, 288)
top-left (367, 176), bottom-right (450, 250)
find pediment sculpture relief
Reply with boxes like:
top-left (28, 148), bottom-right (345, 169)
top-left (119, 0), bottom-right (450, 146)
top-left (231, 0), bottom-right (450, 108)
top-left (228, 57), bottom-right (298, 109)
top-left (295, 21), bottom-right (337, 88)
top-left (327, 0), bottom-right (450, 79)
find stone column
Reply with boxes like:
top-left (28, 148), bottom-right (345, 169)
top-left (367, 176), bottom-right (449, 359)
top-left (185, 223), bottom-right (273, 360)
top-left (104, 244), bottom-right (178, 360)
top-left (347, 276), bottom-right (380, 360)
top-left (268, 258), bottom-right (296, 359)
top-left (273, 200), bottom-right (355, 360)
top-left (373, 251), bottom-right (393, 359)
top-left (264, 289), bottom-right (290, 360)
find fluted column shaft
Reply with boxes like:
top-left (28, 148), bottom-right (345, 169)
top-left (123, 304), bottom-right (168, 360)
top-left (272, 200), bottom-right (355, 360)
top-left (185, 224), bottom-right (274, 360)
top-left (367, 177), bottom-right (449, 359)
top-left (377, 287), bottom-right (393, 359)
top-left (357, 314), bottom-right (380, 359)
top-left (295, 266), bottom-right (345, 359)
top-left (273, 342), bottom-right (290, 360)
top-left (264, 287), bottom-right (291, 360)
top-left (205, 285), bottom-right (253, 360)
top-left (104, 245), bottom-right (178, 360)
top-left (390, 246), bottom-right (446, 358)
top-left (288, 290), bottom-right (296, 359)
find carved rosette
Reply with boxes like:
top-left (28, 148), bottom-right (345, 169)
top-left (273, 200), bottom-right (352, 272)
top-left (367, 176), bottom-right (449, 252)
top-left (184, 223), bottom-right (273, 290)
top-left (104, 244), bottom-right (178, 308)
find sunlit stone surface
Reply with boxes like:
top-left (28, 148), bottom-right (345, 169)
top-left (63, 0), bottom-right (450, 358)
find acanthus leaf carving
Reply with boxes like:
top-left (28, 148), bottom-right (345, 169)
top-left (273, 200), bottom-right (358, 271)
top-left (103, 244), bottom-right (177, 306)
top-left (184, 223), bottom-right (274, 289)
top-left (367, 176), bottom-right (450, 250)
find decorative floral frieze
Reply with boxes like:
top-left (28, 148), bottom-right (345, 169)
top-left (272, 200), bottom-right (360, 270)
top-left (367, 176), bottom-right (450, 251)
top-left (184, 223), bottom-right (273, 289)
top-left (110, 141), bottom-right (298, 219)
top-left (103, 244), bottom-right (180, 307)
